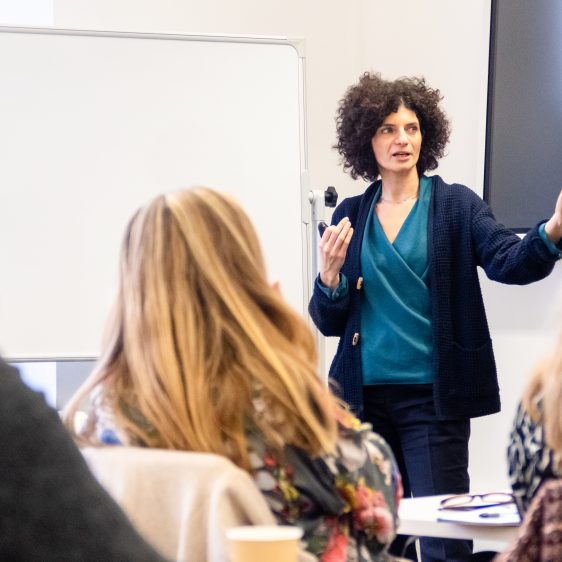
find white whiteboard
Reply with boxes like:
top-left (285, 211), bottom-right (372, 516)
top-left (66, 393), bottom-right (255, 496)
top-left (0, 27), bottom-right (308, 359)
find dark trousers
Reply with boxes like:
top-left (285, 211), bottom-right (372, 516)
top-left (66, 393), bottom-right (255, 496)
top-left (363, 384), bottom-right (472, 562)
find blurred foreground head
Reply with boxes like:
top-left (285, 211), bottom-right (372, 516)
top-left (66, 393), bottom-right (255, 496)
top-left (66, 187), bottom-right (338, 470)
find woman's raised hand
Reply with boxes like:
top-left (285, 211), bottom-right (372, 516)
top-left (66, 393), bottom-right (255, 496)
top-left (319, 217), bottom-right (353, 290)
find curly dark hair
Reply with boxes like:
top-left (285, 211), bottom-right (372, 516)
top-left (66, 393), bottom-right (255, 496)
top-left (334, 72), bottom-right (451, 181)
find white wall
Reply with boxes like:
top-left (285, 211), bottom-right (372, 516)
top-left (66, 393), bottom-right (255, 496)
top-left (52, 0), bottom-right (561, 491)
top-left (363, 0), bottom-right (491, 192)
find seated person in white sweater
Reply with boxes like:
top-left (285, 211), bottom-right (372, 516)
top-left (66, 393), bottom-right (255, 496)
top-left (0, 357), bottom-right (168, 562)
top-left (64, 186), bottom-right (404, 562)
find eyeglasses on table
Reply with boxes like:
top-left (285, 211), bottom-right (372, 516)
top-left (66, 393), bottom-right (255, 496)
top-left (439, 492), bottom-right (515, 511)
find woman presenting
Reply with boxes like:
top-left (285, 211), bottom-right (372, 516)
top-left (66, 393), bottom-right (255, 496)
top-left (308, 72), bottom-right (562, 562)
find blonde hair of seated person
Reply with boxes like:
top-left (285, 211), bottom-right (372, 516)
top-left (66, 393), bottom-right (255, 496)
top-left (64, 187), bottom-right (339, 471)
top-left (521, 328), bottom-right (562, 467)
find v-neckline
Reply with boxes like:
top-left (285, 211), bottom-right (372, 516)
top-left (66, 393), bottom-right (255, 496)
top-left (374, 198), bottom-right (419, 245)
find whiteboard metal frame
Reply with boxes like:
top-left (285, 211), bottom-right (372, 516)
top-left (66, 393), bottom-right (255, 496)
top-left (1, 26), bottom-right (316, 363)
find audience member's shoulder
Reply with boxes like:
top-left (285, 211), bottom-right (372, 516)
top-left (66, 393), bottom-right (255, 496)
top-left (0, 356), bottom-right (21, 384)
top-left (0, 358), bottom-right (70, 470)
top-left (0, 357), bottom-right (53, 419)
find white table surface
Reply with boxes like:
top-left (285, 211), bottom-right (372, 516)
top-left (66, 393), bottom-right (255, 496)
top-left (398, 494), bottom-right (519, 551)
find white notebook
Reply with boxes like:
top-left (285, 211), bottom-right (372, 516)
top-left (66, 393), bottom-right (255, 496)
top-left (437, 503), bottom-right (521, 526)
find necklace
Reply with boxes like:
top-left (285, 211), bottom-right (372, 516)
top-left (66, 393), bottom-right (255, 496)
top-left (378, 192), bottom-right (419, 205)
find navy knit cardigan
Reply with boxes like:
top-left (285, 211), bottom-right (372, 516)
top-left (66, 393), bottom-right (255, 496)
top-left (309, 175), bottom-right (558, 420)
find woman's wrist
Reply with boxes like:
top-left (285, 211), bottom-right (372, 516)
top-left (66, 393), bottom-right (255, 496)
top-left (319, 272), bottom-right (340, 290)
top-left (544, 216), bottom-right (562, 245)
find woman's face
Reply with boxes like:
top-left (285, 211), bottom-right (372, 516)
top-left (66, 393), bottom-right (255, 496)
top-left (371, 104), bottom-right (422, 177)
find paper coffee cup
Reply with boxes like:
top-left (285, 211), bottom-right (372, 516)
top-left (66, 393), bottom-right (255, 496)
top-left (226, 525), bottom-right (303, 562)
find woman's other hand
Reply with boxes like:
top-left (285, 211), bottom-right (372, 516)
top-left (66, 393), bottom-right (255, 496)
top-left (319, 217), bottom-right (353, 290)
top-left (544, 188), bottom-right (562, 244)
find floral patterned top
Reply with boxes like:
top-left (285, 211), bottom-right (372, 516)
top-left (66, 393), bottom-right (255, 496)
top-left (248, 409), bottom-right (402, 562)
top-left (95, 402), bottom-right (401, 562)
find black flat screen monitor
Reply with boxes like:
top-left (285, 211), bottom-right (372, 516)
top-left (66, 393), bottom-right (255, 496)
top-left (484, 0), bottom-right (562, 232)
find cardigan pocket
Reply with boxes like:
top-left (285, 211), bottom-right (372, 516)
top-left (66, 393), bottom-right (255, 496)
top-left (445, 339), bottom-right (498, 398)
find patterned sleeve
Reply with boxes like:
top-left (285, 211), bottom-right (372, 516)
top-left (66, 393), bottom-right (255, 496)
top-left (250, 410), bottom-right (401, 562)
top-left (507, 400), bottom-right (558, 515)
